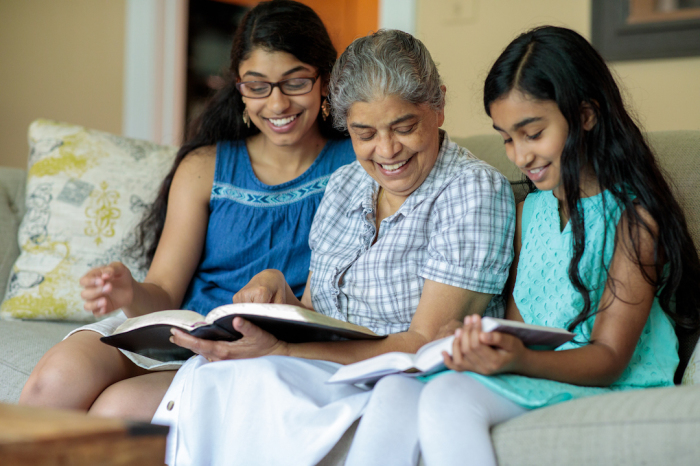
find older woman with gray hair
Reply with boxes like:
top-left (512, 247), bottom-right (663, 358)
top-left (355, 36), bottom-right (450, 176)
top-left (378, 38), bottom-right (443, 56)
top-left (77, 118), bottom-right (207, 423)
top-left (152, 29), bottom-right (515, 465)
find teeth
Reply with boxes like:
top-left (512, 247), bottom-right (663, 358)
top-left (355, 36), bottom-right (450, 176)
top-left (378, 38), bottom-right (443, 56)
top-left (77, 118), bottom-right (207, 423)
top-left (529, 167), bottom-right (543, 174)
top-left (269, 115), bottom-right (297, 127)
top-left (380, 160), bottom-right (408, 171)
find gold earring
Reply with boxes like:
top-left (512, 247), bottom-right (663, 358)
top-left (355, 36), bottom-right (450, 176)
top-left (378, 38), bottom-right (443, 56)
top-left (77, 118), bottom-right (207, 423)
top-left (242, 108), bottom-right (250, 128)
top-left (321, 99), bottom-right (330, 121)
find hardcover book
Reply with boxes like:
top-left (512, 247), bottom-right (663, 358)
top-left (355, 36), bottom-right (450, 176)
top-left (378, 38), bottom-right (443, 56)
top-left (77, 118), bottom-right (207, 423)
top-left (101, 303), bottom-right (384, 362)
top-left (327, 317), bottom-right (574, 385)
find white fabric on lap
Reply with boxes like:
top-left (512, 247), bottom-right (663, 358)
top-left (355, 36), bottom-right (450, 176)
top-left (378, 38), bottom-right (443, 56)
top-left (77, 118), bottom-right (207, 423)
top-left (153, 355), bottom-right (372, 466)
top-left (65, 312), bottom-right (184, 371)
top-left (346, 375), bottom-right (424, 466)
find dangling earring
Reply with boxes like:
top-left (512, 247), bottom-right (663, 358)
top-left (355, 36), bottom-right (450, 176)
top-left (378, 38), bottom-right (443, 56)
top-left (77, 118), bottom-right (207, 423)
top-left (321, 99), bottom-right (330, 121)
top-left (242, 108), bottom-right (250, 128)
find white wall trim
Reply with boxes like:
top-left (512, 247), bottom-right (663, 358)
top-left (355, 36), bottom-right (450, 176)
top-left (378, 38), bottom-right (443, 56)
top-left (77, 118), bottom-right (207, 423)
top-left (379, 0), bottom-right (417, 34)
top-left (123, 0), bottom-right (187, 146)
top-left (124, 0), bottom-right (415, 145)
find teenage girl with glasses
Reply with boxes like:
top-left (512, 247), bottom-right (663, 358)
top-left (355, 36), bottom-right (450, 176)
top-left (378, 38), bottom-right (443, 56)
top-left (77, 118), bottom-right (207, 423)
top-left (20, 0), bottom-right (355, 420)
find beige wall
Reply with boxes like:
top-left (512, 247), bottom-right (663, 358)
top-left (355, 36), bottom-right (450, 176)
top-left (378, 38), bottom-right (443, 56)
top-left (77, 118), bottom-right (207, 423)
top-left (416, 0), bottom-right (700, 138)
top-left (0, 0), bottom-right (126, 169)
top-left (2, 0), bottom-right (697, 170)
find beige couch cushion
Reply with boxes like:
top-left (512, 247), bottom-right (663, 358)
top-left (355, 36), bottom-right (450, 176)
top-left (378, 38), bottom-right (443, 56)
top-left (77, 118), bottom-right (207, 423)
top-left (647, 131), bottom-right (700, 383)
top-left (0, 320), bottom-right (81, 402)
top-left (492, 384), bottom-right (700, 466)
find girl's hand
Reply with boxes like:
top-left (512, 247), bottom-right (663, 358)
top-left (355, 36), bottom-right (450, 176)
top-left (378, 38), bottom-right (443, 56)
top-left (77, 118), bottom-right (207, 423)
top-left (233, 269), bottom-right (290, 304)
top-left (79, 262), bottom-right (134, 316)
top-left (443, 314), bottom-right (527, 375)
top-left (169, 317), bottom-right (289, 362)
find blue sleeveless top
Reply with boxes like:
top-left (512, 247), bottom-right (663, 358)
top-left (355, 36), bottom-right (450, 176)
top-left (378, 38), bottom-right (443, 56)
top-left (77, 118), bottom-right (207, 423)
top-left (181, 138), bottom-right (355, 315)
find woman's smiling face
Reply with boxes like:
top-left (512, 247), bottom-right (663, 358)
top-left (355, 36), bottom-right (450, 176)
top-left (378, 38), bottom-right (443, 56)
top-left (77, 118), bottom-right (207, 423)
top-left (238, 48), bottom-right (324, 147)
top-left (346, 94), bottom-right (445, 205)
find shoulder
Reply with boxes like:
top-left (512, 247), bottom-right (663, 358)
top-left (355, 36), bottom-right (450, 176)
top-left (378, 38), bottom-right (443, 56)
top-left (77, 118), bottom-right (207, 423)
top-left (313, 162), bottom-right (368, 222)
top-left (439, 135), bottom-right (511, 191)
top-left (326, 160), bottom-right (367, 194)
top-left (433, 153), bottom-right (513, 209)
top-left (171, 145), bottom-right (216, 200)
top-left (179, 145), bottom-right (217, 171)
top-left (322, 137), bottom-right (356, 167)
top-left (617, 202), bottom-right (659, 259)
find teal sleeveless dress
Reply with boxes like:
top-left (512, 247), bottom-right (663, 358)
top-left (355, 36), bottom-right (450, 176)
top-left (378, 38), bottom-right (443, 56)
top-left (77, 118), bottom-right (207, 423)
top-left (425, 190), bottom-right (678, 409)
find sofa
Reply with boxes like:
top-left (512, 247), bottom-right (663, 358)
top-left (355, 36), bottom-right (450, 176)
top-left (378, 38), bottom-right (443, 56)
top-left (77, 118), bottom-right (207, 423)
top-left (2, 128), bottom-right (700, 465)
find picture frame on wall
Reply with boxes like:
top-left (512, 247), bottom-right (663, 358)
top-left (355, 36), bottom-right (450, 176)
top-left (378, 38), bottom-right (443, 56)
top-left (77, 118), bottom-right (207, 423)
top-left (591, 0), bottom-right (700, 61)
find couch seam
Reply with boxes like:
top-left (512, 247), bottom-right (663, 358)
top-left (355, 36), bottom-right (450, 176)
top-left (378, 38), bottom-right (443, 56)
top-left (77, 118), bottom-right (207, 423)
top-left (0, 359), bottom-right (31, 376)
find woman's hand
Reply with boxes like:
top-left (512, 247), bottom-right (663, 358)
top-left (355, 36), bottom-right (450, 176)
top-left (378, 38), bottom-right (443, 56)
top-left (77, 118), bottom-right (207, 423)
top-left (80, 262), bottom-right (135, 316)
top-left (232, 269), bottom-right (290, 304)
top-left (443, 314), bottom-right (527, 375)
top-left (169, 317), bottom-right (289, 362)
top-left (232, 269), bottom-right (308, 308)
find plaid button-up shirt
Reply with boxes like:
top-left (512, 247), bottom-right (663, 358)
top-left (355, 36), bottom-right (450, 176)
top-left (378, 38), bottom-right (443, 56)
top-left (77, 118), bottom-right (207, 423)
top-left (309, 132), bottom-right (515, 335)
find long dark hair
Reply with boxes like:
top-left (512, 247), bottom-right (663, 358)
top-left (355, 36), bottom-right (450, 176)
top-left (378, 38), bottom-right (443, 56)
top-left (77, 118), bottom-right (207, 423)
top-left (484, 26), bottom-right (700, 336)
top-left (130, 0), bottom-right (344, 266)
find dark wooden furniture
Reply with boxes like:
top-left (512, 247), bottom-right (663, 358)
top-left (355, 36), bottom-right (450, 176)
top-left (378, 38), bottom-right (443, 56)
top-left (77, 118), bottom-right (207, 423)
top-left (0, 403), bottom-right (168, 466)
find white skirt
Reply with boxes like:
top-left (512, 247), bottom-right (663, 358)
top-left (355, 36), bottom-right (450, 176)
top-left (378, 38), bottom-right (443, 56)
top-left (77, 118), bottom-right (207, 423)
top-left (66, 312), bottom-right (185, 371)
top-left (152, 355), bottom-right (372, 466)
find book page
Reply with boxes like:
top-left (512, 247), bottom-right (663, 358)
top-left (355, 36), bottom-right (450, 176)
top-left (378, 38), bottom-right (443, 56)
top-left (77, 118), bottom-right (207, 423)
top-left (112, 310), bottom-right (206, 334)
top-left (414, 335), bottom-right (455, 372)
top-left (481, 317), bottom-right (574, 348)
top-left (206, 303), bottom-right (380, 336)
top-left (327, 352), bottom-right (416, 384)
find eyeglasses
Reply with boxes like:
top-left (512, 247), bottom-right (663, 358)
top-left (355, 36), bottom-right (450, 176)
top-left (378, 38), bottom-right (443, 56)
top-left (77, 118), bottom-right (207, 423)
top-left (236, 75), bottom-right (320, 98)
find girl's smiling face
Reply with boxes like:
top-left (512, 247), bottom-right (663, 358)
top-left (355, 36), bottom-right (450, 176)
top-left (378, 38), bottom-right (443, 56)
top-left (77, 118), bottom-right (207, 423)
top-left (238, 48), bottom-right (325, 148)
top-left (489, 90), bottom-right (570, 199)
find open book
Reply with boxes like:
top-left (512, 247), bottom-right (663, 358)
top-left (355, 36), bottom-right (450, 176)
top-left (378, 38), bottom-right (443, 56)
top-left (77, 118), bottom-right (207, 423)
top-left (100, 303), bottom-right (384, 362)
top-left (327, 317), bottom-right (574, 385)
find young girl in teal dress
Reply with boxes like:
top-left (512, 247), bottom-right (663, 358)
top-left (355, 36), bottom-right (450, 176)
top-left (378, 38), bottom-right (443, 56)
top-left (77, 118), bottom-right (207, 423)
top-left (346, 25), bottom-right (700, 466)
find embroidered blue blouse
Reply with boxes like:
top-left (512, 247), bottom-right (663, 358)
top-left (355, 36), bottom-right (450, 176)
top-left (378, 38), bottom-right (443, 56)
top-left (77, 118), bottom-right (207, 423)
top-left (181, 138), bottom-right (355, 315)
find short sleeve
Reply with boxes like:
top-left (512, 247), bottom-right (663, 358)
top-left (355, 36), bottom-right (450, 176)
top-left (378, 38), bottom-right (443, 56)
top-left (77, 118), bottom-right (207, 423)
top-left (419, 167), bottom-right (515, 294)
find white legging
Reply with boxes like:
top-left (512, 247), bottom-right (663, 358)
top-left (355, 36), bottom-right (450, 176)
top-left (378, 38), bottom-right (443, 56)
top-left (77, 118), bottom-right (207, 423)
top-left (346, 372), bottom-right (527, 466)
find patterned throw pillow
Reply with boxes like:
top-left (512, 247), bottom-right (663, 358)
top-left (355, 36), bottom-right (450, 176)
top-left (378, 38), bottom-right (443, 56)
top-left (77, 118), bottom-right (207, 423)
top-left (0, 119), bottom-right (177, 321)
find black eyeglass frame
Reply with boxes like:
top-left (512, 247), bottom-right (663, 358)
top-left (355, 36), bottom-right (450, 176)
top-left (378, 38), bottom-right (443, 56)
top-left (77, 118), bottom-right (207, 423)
top-left (235, 75), bottom-right (321, 99)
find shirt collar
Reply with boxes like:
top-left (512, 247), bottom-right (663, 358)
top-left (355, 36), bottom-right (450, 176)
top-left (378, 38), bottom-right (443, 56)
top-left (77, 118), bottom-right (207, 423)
top-left (345, 169), bottom-right (379, 217)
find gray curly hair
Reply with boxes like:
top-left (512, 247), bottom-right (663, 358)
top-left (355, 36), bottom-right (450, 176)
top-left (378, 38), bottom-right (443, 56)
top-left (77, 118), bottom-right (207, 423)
top-left (328, 29), bottom-right (445, 131)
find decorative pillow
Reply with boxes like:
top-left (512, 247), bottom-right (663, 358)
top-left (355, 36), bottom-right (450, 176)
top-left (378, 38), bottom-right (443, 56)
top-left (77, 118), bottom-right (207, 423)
top-left (0, 119), bottom-right (177, 321)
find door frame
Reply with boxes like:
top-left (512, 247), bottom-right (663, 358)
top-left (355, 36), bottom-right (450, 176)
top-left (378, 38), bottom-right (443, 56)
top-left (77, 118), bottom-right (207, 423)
top-left (122, 0), bottom-right (414, 145)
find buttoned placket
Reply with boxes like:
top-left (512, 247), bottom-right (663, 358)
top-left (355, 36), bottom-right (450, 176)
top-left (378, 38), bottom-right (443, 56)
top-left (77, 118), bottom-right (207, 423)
top-left (331, 185), bottom-right (380, 319)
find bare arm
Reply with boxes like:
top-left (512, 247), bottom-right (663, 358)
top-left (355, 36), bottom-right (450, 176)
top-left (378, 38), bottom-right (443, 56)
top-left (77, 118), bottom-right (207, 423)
top-left (447, 206), bottom-right (659, 387)
top-left (80, 146), bottom-right (215, 318)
